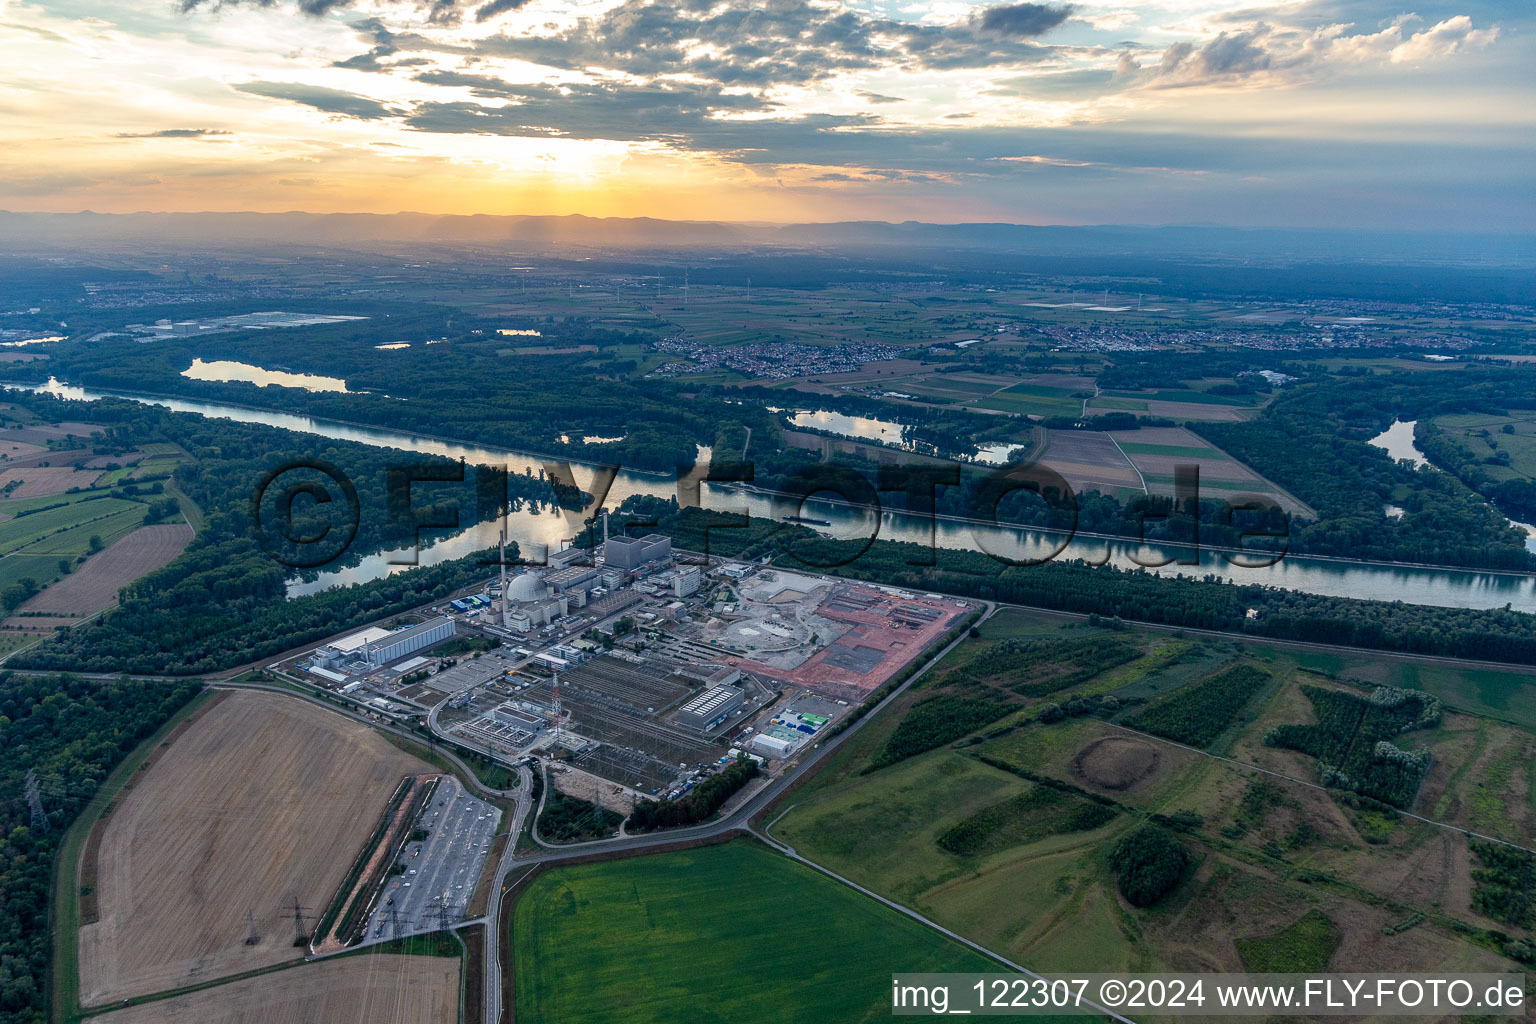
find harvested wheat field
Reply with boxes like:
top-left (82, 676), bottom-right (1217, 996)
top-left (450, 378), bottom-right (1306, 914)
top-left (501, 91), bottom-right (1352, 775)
top-left (78, 691), bottom-right (433, 1006)
top-left (14, 523), bottom-right (191, 618)
top-left (85, 954), bottom-right (459, 1024)
top-left (0, 465), bottom-right (104, 497)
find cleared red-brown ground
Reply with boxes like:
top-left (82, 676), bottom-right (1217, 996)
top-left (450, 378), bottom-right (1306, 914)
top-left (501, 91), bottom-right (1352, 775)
top-left (738, 587), bottom-right (970, 699)
top-left (11, 523), bottom-right (191, 619)
top-left (77, 691), bottom-right (434, 1006)
top-left (84, 954), bottom-right (459, 1024)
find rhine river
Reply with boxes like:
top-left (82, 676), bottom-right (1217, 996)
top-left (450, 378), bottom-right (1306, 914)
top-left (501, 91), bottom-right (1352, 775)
top-left (17, 380), bottom-right (1536, 611)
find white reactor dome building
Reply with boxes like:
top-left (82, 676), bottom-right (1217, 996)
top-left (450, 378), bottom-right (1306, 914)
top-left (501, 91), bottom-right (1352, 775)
top-left (504, 570), bottom-right (548, 603)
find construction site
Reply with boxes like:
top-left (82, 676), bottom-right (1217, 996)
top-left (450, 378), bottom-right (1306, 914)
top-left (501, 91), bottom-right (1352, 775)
top-left (284, 525), bottom-right (971, 802)
top-left (429, 560), bottom-right (973, 794)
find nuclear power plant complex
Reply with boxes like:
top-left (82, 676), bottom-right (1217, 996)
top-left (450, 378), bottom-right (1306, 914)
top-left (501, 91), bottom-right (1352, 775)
top-left (288, 521), bottom-right (974, 800)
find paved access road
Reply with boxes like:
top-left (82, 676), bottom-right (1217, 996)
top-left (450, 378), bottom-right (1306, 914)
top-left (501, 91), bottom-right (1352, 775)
top-left (474, 601), bottom-right (996, 1023)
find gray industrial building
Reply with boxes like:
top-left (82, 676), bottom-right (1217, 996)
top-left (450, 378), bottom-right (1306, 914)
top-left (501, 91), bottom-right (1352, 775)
top-left (674, 684), bottom-right (744, 732)
top-left (365, 616), bottom-right (455, 666)
top-left (546, 545), bottom-right (592, 571)
top-left (492, 703), bottom-right (545, 731)
top-left (604, 533), bottom-right (672, 570)
top-left (546, 565), bottom-right (600, 598)
top-left (672, 564), bottom-right (702, 597)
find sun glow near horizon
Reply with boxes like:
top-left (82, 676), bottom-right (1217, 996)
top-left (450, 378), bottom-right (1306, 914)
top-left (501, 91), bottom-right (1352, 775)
top-left (0, 0), bottom-right (1528, 228)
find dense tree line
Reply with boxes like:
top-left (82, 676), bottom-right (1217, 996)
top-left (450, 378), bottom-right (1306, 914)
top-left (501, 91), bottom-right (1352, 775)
top-left (3, 311), bottom-right (784, 472)
top-left (1198, 370), bottom-right (1536, 570)
top-left (1416, 418), bottom-right (1536, 524)
top-left (1469, 840), bottom-right (1536, 928)
top-left (1264, 685), bottom-right (1439, 808)
top-left (937, 786), bottom-right (1116, 857)
top-left (537, 788), bottom-right (623, 843)
top-left (1125, 665), bottom-right (1270, 749)
top-left (633, 503), bottom-right (1536, 666)
top-left (865, 695), bottom-right (1015, 771)
top-left (0, 673), bottom-right (202, 1023)
top-left (626, 756), bottom-right (760, 831)
top-left (964, 634), bottom-right (1141, 698)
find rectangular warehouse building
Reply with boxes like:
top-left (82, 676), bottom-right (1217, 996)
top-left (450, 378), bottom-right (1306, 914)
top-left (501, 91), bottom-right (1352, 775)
top-left (492, 704), bottom-right (545, 731)
top-left (674, 684), bottom-right (744, 732)
top-left (604, 533), bottom-right (672, 570)
top-left (749, 733), bottom-right (797, 759)
top-left (365, 616), bottom-right (455, 666)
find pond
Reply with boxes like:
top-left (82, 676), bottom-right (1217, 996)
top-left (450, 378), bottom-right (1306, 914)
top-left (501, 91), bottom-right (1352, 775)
top-left (181, 358), bottom-right (351, 394)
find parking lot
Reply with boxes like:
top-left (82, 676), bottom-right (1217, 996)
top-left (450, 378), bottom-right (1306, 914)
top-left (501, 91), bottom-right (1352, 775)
top-left (363, 775), bottom-right (501, 940)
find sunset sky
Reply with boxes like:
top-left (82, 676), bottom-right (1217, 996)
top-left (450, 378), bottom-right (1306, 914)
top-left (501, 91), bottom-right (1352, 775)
top-left (2, 0), bottom-right (1529, 228)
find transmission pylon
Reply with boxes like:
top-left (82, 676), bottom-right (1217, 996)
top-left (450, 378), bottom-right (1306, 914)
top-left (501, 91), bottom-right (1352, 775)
top-left (243, 910), bottom-right (260, 946)
top-left (550, 672), bottom-right (562, 753)
top-left (287, 896), bottom-right (313, 946)
top-left (434, 895), bottom-right (456, 935)
top-left (24, 770), bottom-right (49, 834)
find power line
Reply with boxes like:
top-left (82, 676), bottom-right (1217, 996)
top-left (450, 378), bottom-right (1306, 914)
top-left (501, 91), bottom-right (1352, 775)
top-left (243, 909), bottom-right (260, 946)
top-left (286, 896), bottom-right (313, 947)
top-left (24, 770), bottom-right (49, 834)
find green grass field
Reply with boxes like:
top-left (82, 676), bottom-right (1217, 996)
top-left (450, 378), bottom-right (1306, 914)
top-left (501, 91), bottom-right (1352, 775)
top-left (1115, 442), bottom-right (1229, 459)
top-left (512, 840), bottom-right (1004, 1024)
top-left (0, 553), bottom-right (67, 594)
top-left (1431, 412), bottom-right (1536, 481)
top-left (0, 631), bottom-right (39, 659)
top-left (976, 384), bottom-right (1083, 418)
top-left (0, 497), bottom-right (143, 555)
top-left (1235, 909), bottom-right (1341, 972)
top-left (1256, 644), bottom-right (1536, 730)
top-left (0, 494), bottom-right (147, 599)
top-left (1103, 389), bottom-right (1252, 407)
top-left (0, 487), bottom-right (116, 518)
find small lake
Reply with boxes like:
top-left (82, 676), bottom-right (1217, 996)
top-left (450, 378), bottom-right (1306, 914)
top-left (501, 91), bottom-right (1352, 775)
top-left (181, 358), bottom-right (351, 394)
top-left (1368, 419), bottom-right (1429, 469)
top-left (788, 409), bottom-right (1022, 465)
top-left (789, 409), bottom-right (908, 445)
top-left (974, 443), bottom-right (1025, 465)
top-left (1369, 419), bottom-right (1536, 553)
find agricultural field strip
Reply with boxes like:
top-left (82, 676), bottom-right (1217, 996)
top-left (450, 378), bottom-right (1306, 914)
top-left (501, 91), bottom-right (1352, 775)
top-left (1104, 435), bottom-right (1148, 492)
top-left (14, 523), bottom-right (192, 618)
top-left (81, 951), bottom-right (460, 1024)
top-left (0, 497), bottom-right (143, 554)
